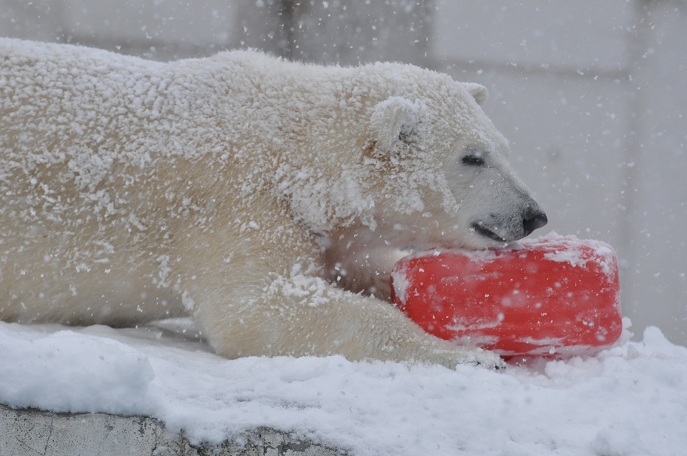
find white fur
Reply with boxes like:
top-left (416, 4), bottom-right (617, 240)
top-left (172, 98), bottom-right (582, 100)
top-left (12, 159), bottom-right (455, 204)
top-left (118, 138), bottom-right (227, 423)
top-left (0, 39), bottom-right (546, 370)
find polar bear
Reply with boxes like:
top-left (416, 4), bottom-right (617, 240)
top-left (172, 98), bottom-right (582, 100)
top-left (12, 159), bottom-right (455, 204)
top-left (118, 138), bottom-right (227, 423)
top-left (0, 39), bottom-right (547, 370)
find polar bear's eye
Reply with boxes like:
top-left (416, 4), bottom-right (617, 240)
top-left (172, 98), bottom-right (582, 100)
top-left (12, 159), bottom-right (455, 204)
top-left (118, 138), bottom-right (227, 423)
top-left (462, 155), bottom-right (486, 167)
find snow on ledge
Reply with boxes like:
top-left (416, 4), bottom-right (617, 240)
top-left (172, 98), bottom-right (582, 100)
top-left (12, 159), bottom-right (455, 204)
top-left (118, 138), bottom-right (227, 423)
top-left (1, 320), bottom-right (686, 455)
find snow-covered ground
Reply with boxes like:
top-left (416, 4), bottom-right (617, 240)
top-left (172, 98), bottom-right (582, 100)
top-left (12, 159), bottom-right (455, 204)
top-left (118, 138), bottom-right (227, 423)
top-left (1, 318), bottom-right (685, 455)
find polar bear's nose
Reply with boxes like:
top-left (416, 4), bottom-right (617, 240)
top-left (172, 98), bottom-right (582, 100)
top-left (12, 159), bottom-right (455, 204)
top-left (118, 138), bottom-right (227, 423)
top-left (522, 207), bottom-right (548, 237)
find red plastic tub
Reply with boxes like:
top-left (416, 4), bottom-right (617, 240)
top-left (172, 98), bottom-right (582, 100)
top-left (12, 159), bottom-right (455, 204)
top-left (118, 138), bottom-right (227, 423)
top-left (390, 235), bottom-right (622, 358)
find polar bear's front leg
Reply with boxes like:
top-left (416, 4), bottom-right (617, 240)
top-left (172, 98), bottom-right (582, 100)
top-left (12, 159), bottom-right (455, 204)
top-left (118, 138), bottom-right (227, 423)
top-left (191, 270), bottom-right (504, 370)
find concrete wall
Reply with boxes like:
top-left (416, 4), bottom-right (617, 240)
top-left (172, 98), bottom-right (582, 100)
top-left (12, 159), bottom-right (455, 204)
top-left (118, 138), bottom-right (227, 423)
top-left (0, 404), bottom-right (344, 456)
top-left (0, 0), bottom-right (685, 345)
top-left (430, 0), bottom-right (687, 345)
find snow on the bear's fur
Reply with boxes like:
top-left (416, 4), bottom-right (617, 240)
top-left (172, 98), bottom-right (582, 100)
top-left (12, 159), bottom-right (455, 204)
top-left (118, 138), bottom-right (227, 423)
top-left (0, 38), bottom-right (547, 370)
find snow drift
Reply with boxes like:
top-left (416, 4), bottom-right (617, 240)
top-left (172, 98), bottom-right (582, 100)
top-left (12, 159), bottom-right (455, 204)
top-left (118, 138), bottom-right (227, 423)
top-left (1, 320), bottom-right (685, 455)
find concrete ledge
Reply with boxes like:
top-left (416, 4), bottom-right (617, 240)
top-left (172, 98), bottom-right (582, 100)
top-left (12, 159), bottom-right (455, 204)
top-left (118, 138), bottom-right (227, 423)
top-left (0, 404), bottom-right (346, 456)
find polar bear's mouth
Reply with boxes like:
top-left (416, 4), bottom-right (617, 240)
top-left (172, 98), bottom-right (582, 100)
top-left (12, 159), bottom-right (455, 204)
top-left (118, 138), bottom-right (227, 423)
top-left (471, 222), bottom-right (509, 243)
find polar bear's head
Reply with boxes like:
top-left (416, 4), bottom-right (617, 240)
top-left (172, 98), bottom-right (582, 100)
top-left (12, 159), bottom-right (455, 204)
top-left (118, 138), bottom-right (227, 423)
top-left (363, 77), bottom-right (547, 250)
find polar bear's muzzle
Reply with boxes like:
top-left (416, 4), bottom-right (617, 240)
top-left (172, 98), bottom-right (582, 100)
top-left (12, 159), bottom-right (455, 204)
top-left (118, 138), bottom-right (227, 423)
top-left (471, 205), bottom-right (548, 244)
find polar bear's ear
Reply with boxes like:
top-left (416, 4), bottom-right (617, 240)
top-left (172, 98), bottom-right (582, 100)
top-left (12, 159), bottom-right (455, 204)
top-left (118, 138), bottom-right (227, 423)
top-left (463, 83), bottom-right (488, 105)
top-left (369, 97), bottom-right (422, 156)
